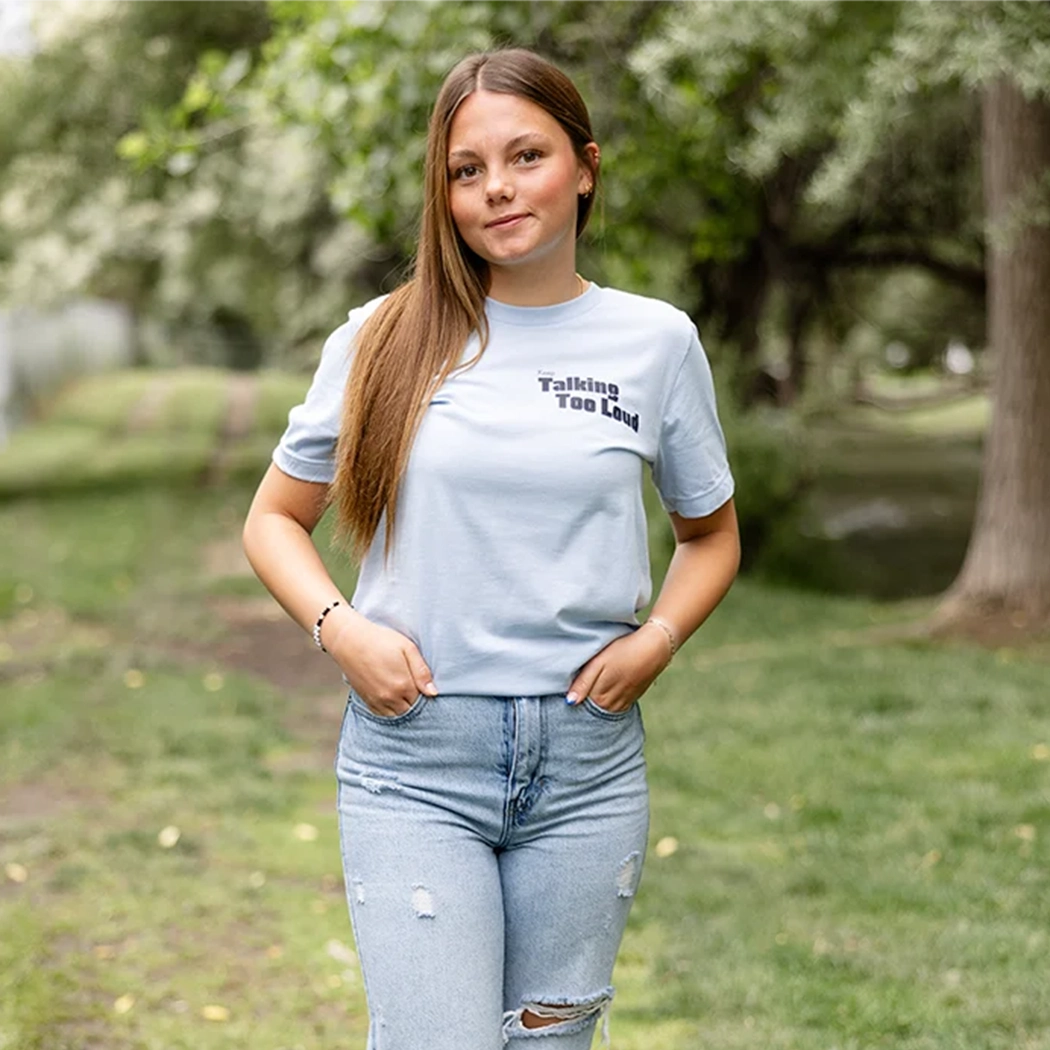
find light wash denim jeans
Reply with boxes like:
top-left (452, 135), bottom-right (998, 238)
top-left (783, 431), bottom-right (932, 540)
top-left (335, 690), bottom-right (650, 1050)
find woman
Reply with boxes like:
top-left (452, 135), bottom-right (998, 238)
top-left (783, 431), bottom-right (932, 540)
top-left (243, 48), bottom-right (739, 1050)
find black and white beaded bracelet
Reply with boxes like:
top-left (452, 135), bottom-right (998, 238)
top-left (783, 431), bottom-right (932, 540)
top-left (312, 600), bottom-right (346, 652)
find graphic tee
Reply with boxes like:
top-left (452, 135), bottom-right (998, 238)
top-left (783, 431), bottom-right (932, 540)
top-left (273, 282), bottom-right (734, 696)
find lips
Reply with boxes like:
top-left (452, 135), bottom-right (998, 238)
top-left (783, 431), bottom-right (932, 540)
top-left (485, 213), bottom-right (530, 229)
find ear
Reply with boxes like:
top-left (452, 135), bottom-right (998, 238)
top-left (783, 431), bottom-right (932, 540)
top-left (578, 141), bottom-right (600, 195)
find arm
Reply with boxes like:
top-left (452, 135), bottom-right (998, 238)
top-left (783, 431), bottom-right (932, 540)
top-left (566, 497), bottom-right (740, 712)
top-left (242, 463), bottom-right (438, 715)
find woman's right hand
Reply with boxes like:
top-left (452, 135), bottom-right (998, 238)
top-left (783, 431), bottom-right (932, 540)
top-left (324, 610), bottom-right (438, 717)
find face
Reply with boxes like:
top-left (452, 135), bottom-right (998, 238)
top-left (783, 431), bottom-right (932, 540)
top-left (446, 90), bottom-right (596, 276)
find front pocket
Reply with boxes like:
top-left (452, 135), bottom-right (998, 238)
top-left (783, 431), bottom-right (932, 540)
top-left (581, 696), bottom-right (635, 722)
top-left (348, 689), bottom-right (430, 727)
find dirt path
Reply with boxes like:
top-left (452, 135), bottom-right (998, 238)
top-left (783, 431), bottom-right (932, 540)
top-left (123, 375), bottom-right (174, 433)
top-left (203, 373), bottom-right (258, 487)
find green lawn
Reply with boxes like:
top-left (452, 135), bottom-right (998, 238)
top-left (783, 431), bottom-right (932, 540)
top-left (1, 479), bottom-right (1048, 1049)
top-left (1, 370), bottom-right (1047, 1048)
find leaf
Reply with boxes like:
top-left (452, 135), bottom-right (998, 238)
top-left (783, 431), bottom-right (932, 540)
top-left (157, 825), bottom-right (181, 849)
top-left (4, 862), bottom-right (28, 883)
top-left (654, 836), bottom-right (679, 859)
top-left (201, 1004), bottom-right (230, 1022)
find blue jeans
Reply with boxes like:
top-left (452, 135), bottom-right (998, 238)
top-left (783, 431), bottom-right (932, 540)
top-left (335, 691), bottom-right (650, 1049)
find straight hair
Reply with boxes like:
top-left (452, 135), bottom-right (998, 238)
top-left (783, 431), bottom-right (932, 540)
top-left (331, 48), bottom-right (599, 562)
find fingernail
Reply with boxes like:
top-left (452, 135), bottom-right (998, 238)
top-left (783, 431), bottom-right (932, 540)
top-left (424, 681), bottom-right (438, 696)
top-left (565, 692), bottom-right (578, 705)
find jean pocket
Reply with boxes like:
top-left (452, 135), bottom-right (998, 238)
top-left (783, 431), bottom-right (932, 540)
top-left (581, 696), bottom-right (635, 722)
top-left (348, 689), bottom-right (431, 727)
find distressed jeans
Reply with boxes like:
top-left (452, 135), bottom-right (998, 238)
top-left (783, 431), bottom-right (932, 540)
top-left (335, 691), bottom-right (650, 1050)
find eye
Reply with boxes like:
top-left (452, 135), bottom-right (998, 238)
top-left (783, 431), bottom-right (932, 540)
top-left (451, 164), bottom-right (480, 181)
top-left (517, 149), bottom-right (542, 164)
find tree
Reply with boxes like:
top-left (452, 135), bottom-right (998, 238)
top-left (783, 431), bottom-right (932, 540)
top-left (788, 0), bottom-right (1050, 631)
top-left (937, 78), bottom-right (1050, 630)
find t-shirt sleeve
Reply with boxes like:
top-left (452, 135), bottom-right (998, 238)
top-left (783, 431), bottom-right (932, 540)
top-left (271, 316), bottom-right (358, 484)
top-left (651, 324), bottom-right (735, 518)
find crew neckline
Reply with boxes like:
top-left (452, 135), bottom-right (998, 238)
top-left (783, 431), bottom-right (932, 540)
top-left (485, 281), bottom-right (602, 327)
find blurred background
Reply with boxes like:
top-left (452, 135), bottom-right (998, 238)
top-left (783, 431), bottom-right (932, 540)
top-left (1, 3), bottom-right (1048, 1048)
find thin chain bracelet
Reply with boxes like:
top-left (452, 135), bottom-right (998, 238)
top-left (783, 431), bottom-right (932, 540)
top-left (313, 600), bottom-right (347, 652)
top-left (645, 616), bottom-right (678, 660)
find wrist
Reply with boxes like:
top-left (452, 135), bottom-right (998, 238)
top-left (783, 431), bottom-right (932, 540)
top-left (642, 616), bottom-right (678, 663)
top-left (314, 599), bottom-right (354, 653)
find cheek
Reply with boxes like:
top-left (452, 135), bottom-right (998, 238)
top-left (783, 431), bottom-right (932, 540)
top-left (533, 165), bottom-right (581, 214)
top-left (447, 192), bottom-right (471, 240)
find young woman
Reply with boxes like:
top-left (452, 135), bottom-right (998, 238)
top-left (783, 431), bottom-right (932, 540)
top-left (243, 48), bottom-right (739, 1050)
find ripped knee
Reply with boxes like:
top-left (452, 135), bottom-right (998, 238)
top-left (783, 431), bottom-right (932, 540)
top-left (502, 988), bottom-right (614, 1043)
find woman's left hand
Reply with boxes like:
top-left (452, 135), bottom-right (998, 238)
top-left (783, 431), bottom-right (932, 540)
top-left (566, 623), bottom-right (673, 714)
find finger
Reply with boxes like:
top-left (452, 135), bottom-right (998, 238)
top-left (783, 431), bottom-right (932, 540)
top-left (566, 660), bottom-right (602, 705)
top-left (403, 645), bottom-right (438, 697)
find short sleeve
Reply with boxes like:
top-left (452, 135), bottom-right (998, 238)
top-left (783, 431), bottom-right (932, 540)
top-left (271, 316), bottom-right (358, 484)
top-left (651, 325), bottom-right (735, 518)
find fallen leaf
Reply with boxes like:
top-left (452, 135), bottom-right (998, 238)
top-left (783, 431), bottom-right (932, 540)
top-left (203, 672), bottom-right (225, 692)
top-left (654, 836), bottom-right (679, 858)
top-left (1014, 824), bottom-right (1036, 842)
top-left (4, 862), bottom-right (28, 884)
top-left (201, 1004), bottom-right (230, 1022)
top-left (157, 825), bottom-right (181, 849)
top-left (763, 802), bottom-right (781, 820)
top-left (248, 870), bottom-right (266, 888)
top-left (124, 669), bottom-right (145, 689)
top-left (919, 849), bottom-right (942, 869)
top-left (113, 994), bottom-right (135, 1015)
top-left (326, 939), bottom-right (357, 965)
top-left (293, 823), bottom-right (319, 842)
top-left (1032, 743), bottom-right (1050, 762)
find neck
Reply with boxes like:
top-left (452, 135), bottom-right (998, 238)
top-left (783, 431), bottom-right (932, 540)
top-left (486, 263), bottom-right (585, 307)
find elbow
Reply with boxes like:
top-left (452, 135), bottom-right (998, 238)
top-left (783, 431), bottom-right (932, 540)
top-left (241, 504), bottom-right (265, 572)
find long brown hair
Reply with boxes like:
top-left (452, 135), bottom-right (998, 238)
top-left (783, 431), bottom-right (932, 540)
top-left (331, 48), bottom-right (600, 561)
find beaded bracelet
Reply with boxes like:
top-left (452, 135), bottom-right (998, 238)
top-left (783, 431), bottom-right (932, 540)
top-left (312, 600), bottom-right (345, 652)
top-left (645, 616), bottom-right (678, 660)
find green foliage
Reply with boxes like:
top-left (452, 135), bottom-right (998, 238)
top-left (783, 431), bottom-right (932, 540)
top-left (721, 407), bottom-right (811, 572)
top-left (4, 0), bottom-right (1050, 398)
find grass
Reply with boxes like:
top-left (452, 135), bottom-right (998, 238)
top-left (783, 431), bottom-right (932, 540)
top-left (1, 478), bottom-right (1048, 1049)
top-left (1, 367), bottom-right (1047, 1048)
top-left (0, 369), bottom-right (310, 500)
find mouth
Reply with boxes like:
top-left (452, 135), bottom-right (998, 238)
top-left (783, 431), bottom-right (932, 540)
top-left (485, 213), bottom-right (530, 229)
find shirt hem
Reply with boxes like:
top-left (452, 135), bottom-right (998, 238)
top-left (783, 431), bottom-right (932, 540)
top-left (658, 471), bottom-right (735, 519)
top-left (272, 449), bottom-right (335, 485)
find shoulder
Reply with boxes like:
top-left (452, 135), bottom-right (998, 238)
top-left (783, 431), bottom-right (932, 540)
top-left (595, 285), bottom-right (696, 342)
top-left (347, 292), bottom-right (390, 329)
top-left (338, 292), bottom-right (390, 343)
top-left (317, 293), bottom-right (391, 364)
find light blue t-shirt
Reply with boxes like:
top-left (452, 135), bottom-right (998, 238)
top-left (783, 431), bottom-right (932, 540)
top-left (273, 282), bottom-right (734, 696)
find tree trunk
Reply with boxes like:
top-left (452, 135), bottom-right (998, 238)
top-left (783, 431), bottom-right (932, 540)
top-left (937, 78), bottom-right (1050, 631)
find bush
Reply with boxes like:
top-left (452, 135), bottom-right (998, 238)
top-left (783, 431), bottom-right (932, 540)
top-left (721, 407), bottom-right (811, 573)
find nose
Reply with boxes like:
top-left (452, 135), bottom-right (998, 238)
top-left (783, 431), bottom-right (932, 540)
top-left (484, 164), bottom-right (514, 202)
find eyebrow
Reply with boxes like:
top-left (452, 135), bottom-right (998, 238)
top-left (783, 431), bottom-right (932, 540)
top-left (448, 133), bottom-right (551, 163)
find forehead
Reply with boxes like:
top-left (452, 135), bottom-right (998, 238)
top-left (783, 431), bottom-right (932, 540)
top-left (448, 90), bottom-right (569, 155)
